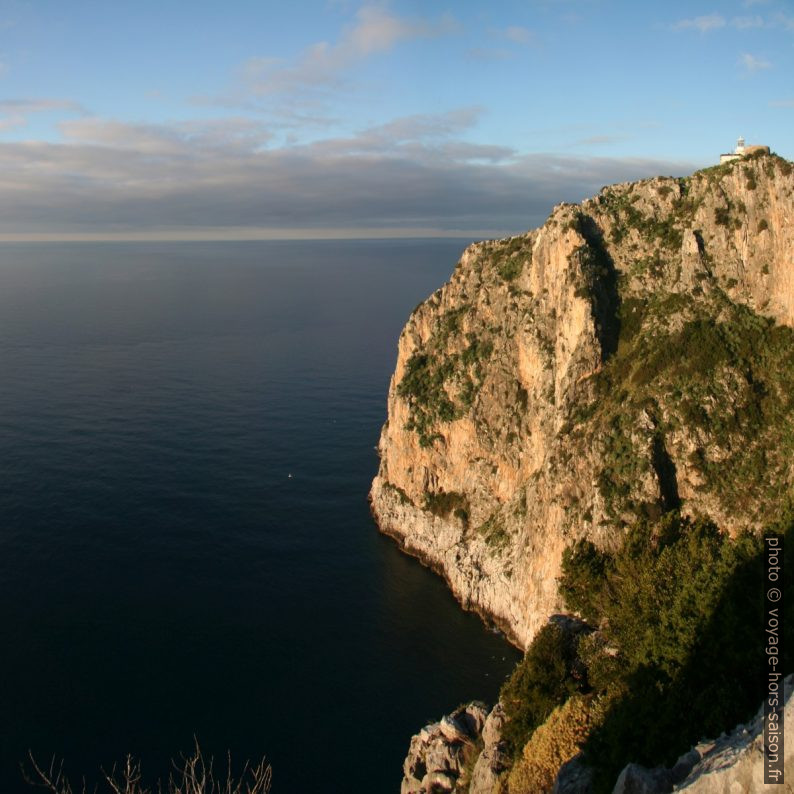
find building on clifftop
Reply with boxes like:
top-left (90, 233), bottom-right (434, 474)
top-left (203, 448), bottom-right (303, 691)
top-left (720, 136), bottom-right (771, 163)
top-left (720, 137), bottom-right (746, 164)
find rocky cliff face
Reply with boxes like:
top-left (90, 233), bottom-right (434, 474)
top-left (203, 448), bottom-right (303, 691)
top-left (371, 153), bottom-right (794, 649)
top-left (402, 675), bottom-right (793, 793)
top-left (400, 702), bottom-right (501, 794)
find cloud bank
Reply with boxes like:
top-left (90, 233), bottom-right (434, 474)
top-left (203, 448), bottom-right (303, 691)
top-left (0, 110), bottom-right (697, 239)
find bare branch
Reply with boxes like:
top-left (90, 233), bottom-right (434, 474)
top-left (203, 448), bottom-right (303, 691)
top-left (22, 752), bottom-right (82, 794)
top-left (23, 745), bottom-right (270, 794)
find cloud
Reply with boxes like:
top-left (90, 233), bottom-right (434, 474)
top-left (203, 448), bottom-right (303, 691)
top-left (466, 47), bottom-right (511, 62)
top-left (0, 98), bottom-right (84, 132)
top-left (193, 5), bottom-right (460, 131)
top-left (673, 13), bottom-right (726, 32)
top-left (730, 15), bottom-right (764, 28)
top-left (358, 107), bottom-right (482, 141)
top-left (276, 108), bottom-right (512, 163)
top-left (59, 116), bottom-right (273, 152)
top-left (673, 11), bottom-right (768, 32)
top-left (574, 134), bottom-right (625, 147)
top-left (738, 52), bottom-right (772, 72)
top-left (769, 98), bottom-right (794, 108)
top-left (774, 13), bottom-right (794, 30)
top-left (240, 5), bottom-right (457, 99)
top-left (501, 25), bottom-right (535, 44)
top-left (0, 111), bottom-right (697, 239)
top-left (0, 99), bottom-right (83, 113)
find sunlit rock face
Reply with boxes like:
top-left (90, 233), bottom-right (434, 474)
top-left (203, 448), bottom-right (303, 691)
top-left (371, 153), bottom-right (794, 650)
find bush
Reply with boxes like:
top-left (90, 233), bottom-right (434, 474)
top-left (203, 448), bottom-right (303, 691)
top-left (423, 489), bottom-right (469, 520)
top-left (507, 695), bottom-right (598, 794)
top-left (500, 623), bottom-right (585, 752)
top-left (498, 256), bottom-right (524, 282)
top-left (714, 206), bottom-right (731, 226)
top-left (558, 541), bottom-right (610, 624)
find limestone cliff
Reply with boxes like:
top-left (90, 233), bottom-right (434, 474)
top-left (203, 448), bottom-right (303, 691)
top-left (371, 152), bottom-right (794, 649)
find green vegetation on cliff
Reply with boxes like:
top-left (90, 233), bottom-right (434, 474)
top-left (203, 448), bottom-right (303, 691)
top-left (397, 313), bottom-right (495, 447)
top-left (383, 154), bottom-right (794, 791)
top-left (502, 515), bottom-right (792, 792)
top-left (576, 289), bottom-right (794, 525)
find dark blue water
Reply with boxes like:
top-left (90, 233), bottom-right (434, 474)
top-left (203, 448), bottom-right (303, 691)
top-left (0, 240), bottom-right (520, 794)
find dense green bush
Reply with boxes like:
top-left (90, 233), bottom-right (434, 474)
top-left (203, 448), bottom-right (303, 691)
top-left (558, 540), bottom-right (609, 624)
top-left (500, 622), bottom-right (586, 752)
top-left (499, 256), bottom-right (524, 281)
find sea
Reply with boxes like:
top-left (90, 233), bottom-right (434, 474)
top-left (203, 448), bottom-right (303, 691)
top-left (0, 240), bottom-right (521, 794)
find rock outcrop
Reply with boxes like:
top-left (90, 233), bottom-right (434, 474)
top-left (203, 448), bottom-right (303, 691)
top-left (468, 704), bottom-right (510, 794)
top-left (607, 673), bottom-right (794, 793)
top-left (371, 153), bottom-right (794, 649)
top-left (401, 702), bottom-right (489, 793)
top-left (400, 701), bottom-right (511, 794)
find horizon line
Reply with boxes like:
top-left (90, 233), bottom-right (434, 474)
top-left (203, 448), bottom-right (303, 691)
top-left (0, 226), bottom-right (521, 243)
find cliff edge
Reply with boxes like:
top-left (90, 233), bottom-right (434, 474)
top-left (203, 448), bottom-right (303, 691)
top-left (370, 152), bottom-right (794, 649)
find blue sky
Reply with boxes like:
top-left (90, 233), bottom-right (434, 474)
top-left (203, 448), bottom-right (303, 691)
top-left (0, 0), bottom-right (792, 239)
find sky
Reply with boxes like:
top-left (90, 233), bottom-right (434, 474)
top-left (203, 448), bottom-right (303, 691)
top-left (0, 0), bottom-right (792, 240)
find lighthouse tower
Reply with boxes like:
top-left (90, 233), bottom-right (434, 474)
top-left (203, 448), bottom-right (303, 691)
top-left (720, 136), bottom-right (746, 164)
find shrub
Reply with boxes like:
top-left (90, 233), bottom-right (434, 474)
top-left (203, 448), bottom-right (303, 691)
top-left (383, 481), bottom-right (412, 506)
top-left (714, 206), bottom-right (731, 226)
top-left (396, 321), bottom-right (494, 445)
top-left (397, 351), bottom-right (459, 445)
top-left (507, 695), bottom-right (598, 794)
top-left (423, 489), bottom-right (469, 519)
top-left (500, 623), bottom-right (585, 752)
top-left (498, 256), bottom-right (524, 282)
top-left (558, 541), bottom-right (610, 624)
top-left (477, 513), bottom-right (510, 548)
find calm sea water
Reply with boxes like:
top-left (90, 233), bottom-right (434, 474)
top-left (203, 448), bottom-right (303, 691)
top-left (0, 240), bottom-right (520, 794)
